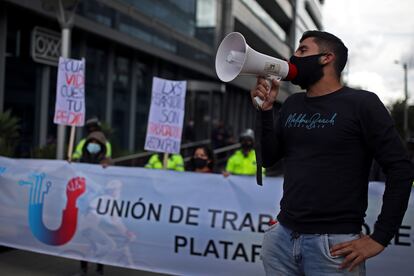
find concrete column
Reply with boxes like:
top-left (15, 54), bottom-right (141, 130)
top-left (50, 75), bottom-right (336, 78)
top-left (76, 35), bottom-right (87, 142)
top-left (0, 4), bottom-right (7, 113)
top-left (39, 66), bottom-right (50, 147)
top-left (289, 0), bottom-right (298, 52)
top-left (219, 0), bottom-right (234, 40)
top-left (128, 58), bottom-right (138, 152)
top-left (105, 47), bottom-right (114, 126)
top-left (56, 27), bottom-right (71, 159)
top-left (403, 63), bottom-right (409, 140)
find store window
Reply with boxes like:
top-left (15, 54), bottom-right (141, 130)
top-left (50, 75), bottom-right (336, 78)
top-left (124, 0), bottom-right (197, 37)
top-left (84, 43), bottom-right (107, 123)
top-left (195, 0), bottom-right (217, 45)
top-left (134, 59), bottom-right (152, 151)
top-left (112, 54), bottom-right (131, 153)
top-left (4, 8), bottom-right (58, 156)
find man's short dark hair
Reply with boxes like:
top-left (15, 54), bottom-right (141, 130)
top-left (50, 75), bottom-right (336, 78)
top-left (300, 30), bottom-right (348, 78)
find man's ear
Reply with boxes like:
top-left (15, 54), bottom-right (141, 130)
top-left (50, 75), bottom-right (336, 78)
top-left (321, 52), bottom-right (334, 65)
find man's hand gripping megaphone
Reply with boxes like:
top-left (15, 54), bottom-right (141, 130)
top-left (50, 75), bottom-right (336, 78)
top-left (251, 77), bottom-right (280, 111)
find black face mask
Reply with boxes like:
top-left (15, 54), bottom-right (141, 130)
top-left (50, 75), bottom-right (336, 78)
top-left (193, 158), bottom-right (208, 169)
top-left (241, 142), bottom-right (253, 151)
top-left (289, 54), bottom-right (325, 90)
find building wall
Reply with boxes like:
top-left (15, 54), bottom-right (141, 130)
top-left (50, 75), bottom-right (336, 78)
top-left (294, 0), bottom-right (324, 48)
top-left (0, 0), bottom-right (323, 158)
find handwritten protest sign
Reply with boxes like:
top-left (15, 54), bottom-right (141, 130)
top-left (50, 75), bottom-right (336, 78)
top-left (54, 57), bottom-right (85, 126)
top-left (145, 77), bottom-right (187, 154)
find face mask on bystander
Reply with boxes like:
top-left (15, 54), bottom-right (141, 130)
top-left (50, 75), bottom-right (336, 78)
top-left (86, 143), bottom-right (101, 154)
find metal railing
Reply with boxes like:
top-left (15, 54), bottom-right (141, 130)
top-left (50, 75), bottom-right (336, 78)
top-left (112, 139), bottom-right (211, 166)
top-left (111, 141), bottom-right (284, 176)
top-left (112, 139), bottom-right (241, 170)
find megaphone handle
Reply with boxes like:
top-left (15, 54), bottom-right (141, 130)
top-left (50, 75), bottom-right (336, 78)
top-left (254, 76), bottom-right (280, 110)
top-left (254, 96), bottom-right (264, 109)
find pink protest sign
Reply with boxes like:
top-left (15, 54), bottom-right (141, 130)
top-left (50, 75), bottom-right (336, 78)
top-left (145, 77), bottom-right (187, 154)
top-left (54, 57), bottom-right (85, 126)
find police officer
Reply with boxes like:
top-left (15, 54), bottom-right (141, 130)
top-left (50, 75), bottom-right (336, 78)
top-left (224, 129), bottom-right (263, 176)
top-left (145, 153), bottom-right (185, 171)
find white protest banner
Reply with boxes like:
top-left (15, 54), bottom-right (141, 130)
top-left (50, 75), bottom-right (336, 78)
top-left (54, 57), bottom-right (85, 126)
top-left (144, 77), bottom-right (187, 154)
top-left (0, 156), bottom-right (413, 276)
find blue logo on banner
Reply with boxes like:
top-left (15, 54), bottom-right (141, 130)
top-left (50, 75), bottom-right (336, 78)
top-left (0, 167), bottom-right (6, 175)
top-left (19, 173), bottom-right (86, 246)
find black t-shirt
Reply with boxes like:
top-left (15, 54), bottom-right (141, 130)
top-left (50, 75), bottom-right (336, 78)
top-left (261, 86), bottom-right (413, 246)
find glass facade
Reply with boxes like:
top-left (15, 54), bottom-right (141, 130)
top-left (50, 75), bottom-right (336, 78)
top-left (77, 0), bottom-right (214, 66)
top-left (133, 59), bottom-right (152, 151)
top-left (78, 0), bottom-right (113, 28)
top-left (241, 0), bottom-right (287, 41)
top-left (4, 6), bottom-right (59, 156)
top-left (84, 42), bottom-right (107, 122)
top-left (112, 53), bottom-right (131, 152)
top-left (124, 0), bottom-right (197, 37)
top-left (195, 0), bottom-right (217, 45)
top-left (1, 0), bottom-right (320, 161)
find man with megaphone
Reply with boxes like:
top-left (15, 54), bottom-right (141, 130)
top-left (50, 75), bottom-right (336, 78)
top-left (249, 31), bottom-right (413, 275)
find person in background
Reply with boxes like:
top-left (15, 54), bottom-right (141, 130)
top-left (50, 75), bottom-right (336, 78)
top-left (183, 120), bottom-right (196, 143)
top-left (78, 130), bottom-right (111, 168)
top-left (145, 152), bottom-right (185, 171)
top-left (72, 117), bottom-right (112, 163)
top-left (223, 129), bottom-right (264, 176)
top-left (189, 145), bottom-right (215, 173)
top-left (77, 130), bottom-right (111, 275)
top-left (211, 120), bottom-right (233, 149)
top-left (77, 179), bottom-right (136, 276)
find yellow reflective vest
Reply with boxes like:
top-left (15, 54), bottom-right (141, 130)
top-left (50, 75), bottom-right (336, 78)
top-left (72, 138), bottom-right (112, 160)
top-left (145, 154), bottom-right (185, 171)
top-left (225, 149), bottom-right (264, 176)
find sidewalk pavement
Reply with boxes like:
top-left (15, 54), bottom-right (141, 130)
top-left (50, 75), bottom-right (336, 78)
top-left (0, 247), bottom-right (167, 276)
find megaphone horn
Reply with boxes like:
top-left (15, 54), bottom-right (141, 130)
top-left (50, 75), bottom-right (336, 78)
top-left (215, 32), bottom-right (297, 107)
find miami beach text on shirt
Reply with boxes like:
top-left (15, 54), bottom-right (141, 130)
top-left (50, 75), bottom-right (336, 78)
top-left (285, 113), bottom-right (337, 129)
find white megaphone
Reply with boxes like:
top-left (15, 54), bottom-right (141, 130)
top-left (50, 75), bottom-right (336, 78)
top-left (215, 32), bottom-right (297, 108)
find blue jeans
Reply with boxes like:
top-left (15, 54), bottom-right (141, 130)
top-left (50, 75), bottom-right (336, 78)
top-left (261, 223), bottom-right (366, 276)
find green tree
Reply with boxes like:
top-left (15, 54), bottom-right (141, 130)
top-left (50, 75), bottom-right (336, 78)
top-left (31, 144), bottom-right (57, 159)
top-left (0, 110), bottom-right (20, 157)
top-left (389, 100), bottom-right (414, 141)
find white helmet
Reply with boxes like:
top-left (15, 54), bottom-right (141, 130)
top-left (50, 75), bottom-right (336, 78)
top-left (240, 128), bottom-right (254, 141)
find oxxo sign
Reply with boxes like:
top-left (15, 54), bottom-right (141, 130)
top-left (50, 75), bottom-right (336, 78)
top-left (31, 26), bottom-right (61, 66)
